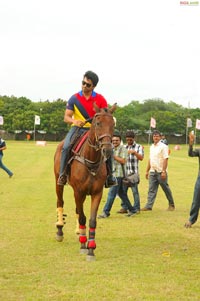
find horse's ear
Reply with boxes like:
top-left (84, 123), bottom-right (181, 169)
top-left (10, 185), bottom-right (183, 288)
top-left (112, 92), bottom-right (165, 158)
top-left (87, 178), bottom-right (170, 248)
top-left (93, 102), bottom-right (100, 113)
top-left (109, 103), bottom-right (117, 114)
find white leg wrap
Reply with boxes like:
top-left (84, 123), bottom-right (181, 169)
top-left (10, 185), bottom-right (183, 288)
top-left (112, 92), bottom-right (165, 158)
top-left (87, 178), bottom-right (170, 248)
top-left (75, 214), bottom-right (80, 234)
top-left (56, 207), bottom-right (64, 226)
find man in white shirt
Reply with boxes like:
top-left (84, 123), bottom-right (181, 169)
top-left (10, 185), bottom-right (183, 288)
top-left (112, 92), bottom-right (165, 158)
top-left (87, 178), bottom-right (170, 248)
top-left (141, 130), bottom-right (175, 211)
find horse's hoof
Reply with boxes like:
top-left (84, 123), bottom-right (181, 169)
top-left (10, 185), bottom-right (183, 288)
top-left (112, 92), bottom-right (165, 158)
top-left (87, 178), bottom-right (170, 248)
top-left (55, 235), bottom-right (64, 242)
top-left (86, 255), bottom-right (96, 262)
top-left (80, 248), bottom-right (88, 255)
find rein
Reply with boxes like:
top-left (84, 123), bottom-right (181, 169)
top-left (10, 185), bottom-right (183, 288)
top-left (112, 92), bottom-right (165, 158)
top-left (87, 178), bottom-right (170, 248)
top-left (87, 133), bottom-right (112, 151)
top-left (74, 112), bottom-right (113, 175)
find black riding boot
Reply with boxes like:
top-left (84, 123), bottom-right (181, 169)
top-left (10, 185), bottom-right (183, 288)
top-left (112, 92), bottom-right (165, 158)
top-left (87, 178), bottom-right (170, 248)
top-left (105, 156), bottom-right (118, 188)
top-left (57, 149), bottom-right (70, 186)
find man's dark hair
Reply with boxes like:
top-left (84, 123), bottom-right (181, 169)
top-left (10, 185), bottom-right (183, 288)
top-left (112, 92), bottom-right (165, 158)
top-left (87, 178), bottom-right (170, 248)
top-left (113, 132), bottom-right (121, 140)
top-left (152, 130), bottom-right (161, 136)
top-left (125, 130), bottom-right (135, 138)
top-left (84, 71), bottom-right (99, 87)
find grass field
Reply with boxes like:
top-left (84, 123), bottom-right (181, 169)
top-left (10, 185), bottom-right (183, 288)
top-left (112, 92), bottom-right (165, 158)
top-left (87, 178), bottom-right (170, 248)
top-left (0, 141), bottom-right (199, 300)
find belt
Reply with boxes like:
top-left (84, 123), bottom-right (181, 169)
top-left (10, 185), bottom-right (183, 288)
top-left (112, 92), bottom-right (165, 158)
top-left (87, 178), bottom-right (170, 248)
top-left (150, 170), bottom-right (161, 173)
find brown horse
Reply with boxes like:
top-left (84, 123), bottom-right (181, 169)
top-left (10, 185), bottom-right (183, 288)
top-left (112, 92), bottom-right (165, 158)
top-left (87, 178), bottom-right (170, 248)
top-left (54, 104), bottom-right (116, 261)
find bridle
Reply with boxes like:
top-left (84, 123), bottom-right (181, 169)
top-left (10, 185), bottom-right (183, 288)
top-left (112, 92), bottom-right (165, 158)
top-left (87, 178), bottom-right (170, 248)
top-left (73, 112), bottom-right (114, 175)
top-left (86, 113), bottom-right (113, 152)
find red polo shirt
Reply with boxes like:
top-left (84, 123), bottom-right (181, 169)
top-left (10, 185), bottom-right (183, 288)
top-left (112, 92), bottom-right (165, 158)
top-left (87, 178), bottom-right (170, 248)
top-left (67, 90), bottom-right (108, 127)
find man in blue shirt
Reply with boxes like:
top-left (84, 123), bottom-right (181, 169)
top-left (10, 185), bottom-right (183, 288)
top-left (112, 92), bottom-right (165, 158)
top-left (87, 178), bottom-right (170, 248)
top-left (0, 137), bottom-right (13, 178)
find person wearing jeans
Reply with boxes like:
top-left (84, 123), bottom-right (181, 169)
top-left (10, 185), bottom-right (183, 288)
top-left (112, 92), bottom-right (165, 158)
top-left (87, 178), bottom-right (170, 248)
top-left (117, 130), bottom-right (144, 214)
top-left (185, 131), bottom-right (200, 228)
top-left (122, 184), bottom-right (141, 213)
top-left (98, 133), bottom-right (137, 218)
top-left (0, 137), bottom-right (13, 178)
top-left (141, 130), bottom-right (175, 211)
top-left (57, 70), bottom-right (117, 188)
top-left (143, 171), bottom-right (175, 210)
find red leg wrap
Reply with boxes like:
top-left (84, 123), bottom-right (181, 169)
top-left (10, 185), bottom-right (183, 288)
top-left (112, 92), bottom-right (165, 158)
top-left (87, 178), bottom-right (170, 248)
top-left (87, 228), bottom-right (96, 249)
top-left (87, 240), bottom-right (96, 249)
top-left (79, 235), bottom-right (87, 244)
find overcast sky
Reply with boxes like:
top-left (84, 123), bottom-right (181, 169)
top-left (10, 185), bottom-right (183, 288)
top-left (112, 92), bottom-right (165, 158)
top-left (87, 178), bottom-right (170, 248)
top-left (0, 0), bottom-right (199, 108)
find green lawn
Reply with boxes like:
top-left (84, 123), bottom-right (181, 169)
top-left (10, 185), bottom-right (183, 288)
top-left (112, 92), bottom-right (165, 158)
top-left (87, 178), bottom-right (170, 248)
top-left (0, 141), bottom-right (199, 300)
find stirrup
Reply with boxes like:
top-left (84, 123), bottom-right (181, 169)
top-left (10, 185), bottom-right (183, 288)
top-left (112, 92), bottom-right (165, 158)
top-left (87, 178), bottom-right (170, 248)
top-left (57, 175), bottom-right (67, 186)
top-left (105, 176), bottom-right (118, 188)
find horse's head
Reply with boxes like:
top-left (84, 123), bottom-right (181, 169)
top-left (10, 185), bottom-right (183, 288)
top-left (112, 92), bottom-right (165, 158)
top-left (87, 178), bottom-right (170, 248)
top-left (90, 103), bottom-right (117, 159)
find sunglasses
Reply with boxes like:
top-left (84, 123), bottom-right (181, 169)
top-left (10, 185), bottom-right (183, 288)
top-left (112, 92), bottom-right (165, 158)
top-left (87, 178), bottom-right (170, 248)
top-left (82, 80), bottom-right (92, 88)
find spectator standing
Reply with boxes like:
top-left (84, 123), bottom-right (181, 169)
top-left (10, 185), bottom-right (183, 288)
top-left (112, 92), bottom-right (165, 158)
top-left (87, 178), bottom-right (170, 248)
top-left (141, 130), bottom-right (175, 211)
top-left (161, 134), bottom-right (168, 145)
top-left (161, 133), bottom-right (171, 155)
top-left (0, 137), bottom-right (13, 178)
top-left (185, 131), bottom-right (200, 228)
top-left (98, 133), bottom-right (137, 218)
top-left (117, 130), bottom-right (144, 214)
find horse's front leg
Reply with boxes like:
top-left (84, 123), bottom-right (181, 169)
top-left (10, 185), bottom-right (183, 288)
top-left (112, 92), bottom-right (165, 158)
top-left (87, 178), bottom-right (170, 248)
top-left (55, 184), bottom-right (66, 242)
top-left (74, 195), bottom-right (88, 254)
top-left (86, 193), bottom-right (102, 261)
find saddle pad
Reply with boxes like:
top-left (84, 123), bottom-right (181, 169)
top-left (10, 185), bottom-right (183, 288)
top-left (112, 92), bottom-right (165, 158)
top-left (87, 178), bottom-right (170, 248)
top-left (73, 131), bottom-right (89, 153)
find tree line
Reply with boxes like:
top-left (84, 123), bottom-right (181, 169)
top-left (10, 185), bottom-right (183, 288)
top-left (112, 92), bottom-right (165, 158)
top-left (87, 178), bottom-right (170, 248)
top-left (0, 95), bottom-right (200, 139)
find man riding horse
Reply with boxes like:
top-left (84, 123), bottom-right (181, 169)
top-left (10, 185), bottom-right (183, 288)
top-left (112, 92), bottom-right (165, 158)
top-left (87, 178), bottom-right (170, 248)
top-left (58, 70), bottom-right (117, 188)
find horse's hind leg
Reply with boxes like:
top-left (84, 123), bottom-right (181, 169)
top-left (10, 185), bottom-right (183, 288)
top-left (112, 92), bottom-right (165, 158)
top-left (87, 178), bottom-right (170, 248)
top-left (79, 225), bottom-right (88, 254)
top-left (75, 208), bottom-right (80, 234)
top-left (78, 212), bottom-right (88, 254)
